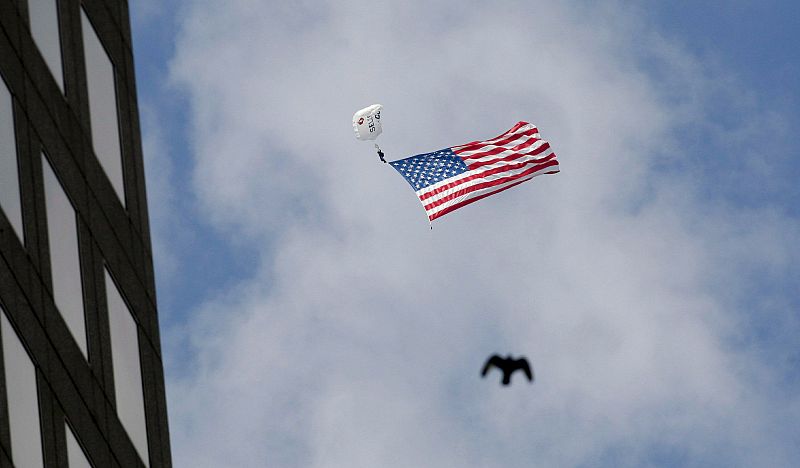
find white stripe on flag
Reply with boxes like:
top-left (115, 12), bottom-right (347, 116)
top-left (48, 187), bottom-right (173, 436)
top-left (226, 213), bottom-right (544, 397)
top-left (456, 132), bottom-right (543, 160)
top-left (418, 149), bottom-right (557, 206)
top-left (424, 163), bottom-right (559, 219)
top-left (417, 151), bottom-right (558, 206)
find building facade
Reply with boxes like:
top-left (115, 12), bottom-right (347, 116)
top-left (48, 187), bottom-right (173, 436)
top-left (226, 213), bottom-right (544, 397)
top-left (0, 0), bottom-right (170, 466)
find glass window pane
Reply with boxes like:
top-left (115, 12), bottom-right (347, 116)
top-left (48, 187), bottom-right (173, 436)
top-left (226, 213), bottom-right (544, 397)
top-left (28, 0), bottom-right (65, 91)
top-left (81, 9), bottom-right (124, 202)
top-left (1, 308), bottom-right (45, 468)
top-left (105, 269), bottom-right (149, 465)
top-left (0, 77), bottom-right (23, 240)
top-left (66, 422), bottom-right (93, 468)
top-left (43, 155), bottom-right (87, 357)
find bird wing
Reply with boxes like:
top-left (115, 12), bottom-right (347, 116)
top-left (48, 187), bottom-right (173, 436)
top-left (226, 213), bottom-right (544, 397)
top-left (481, 354), bottom-right (503, 377)
top-left (518, 358), bottom-right (534, 382)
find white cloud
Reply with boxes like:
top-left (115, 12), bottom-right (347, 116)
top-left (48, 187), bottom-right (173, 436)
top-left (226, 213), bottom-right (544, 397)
top-left (141, 103), bottom-right (180, 281)
top-left (159, 1), bottom-right (800, 466)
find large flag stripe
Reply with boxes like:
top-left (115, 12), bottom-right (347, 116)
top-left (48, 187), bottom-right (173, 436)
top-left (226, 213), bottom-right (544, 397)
top-left (428, 177), bottom-right (533, 221)
top-left (456, 133), bottom-right (543, 160)
top-left (453, 130), bottom-right (537, 154)
top-left (453, 121), bottom-right (534, 148)
top-left (426, 165), bottom-right (557, 221)
top-left (421, 159), bottom-right (559, 214)
top-left (467, 141), bottom-right (552, 171)
top-left (453, 129), bottom-right (539, 155)
top-left (422, 159), bottom-right (559, 211)
top-left (451, 123), bottom-right (538, 152)
top-left (419, 152), bottom-right (557, 203)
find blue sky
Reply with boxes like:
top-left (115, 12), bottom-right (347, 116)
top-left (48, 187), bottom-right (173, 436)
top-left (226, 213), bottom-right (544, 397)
top-left (131, 1), bottom-right (800, 466)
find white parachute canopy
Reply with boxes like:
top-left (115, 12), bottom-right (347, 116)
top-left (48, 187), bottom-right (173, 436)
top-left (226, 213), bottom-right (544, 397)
top-left (353, 104), bottom-right (383, 141)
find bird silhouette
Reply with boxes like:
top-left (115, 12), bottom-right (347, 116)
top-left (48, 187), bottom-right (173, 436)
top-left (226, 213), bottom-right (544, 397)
top-left (481, 354), bottom-right (534, 386)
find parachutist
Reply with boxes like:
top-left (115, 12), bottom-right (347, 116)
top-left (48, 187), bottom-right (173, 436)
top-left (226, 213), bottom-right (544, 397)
top-left (375, 144), bottom-right (387, 163)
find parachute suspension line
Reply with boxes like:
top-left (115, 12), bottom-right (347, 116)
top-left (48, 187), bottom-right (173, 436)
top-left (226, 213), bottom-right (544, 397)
top-left (375, 144), bottom-right (387, 163)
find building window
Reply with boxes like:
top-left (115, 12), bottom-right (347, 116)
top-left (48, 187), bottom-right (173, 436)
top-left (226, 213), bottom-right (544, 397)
top-left (105, 268), bottom-right (149, 465)
top-left (0, 77), bottom-right (23, 241)
top-left (1, 308), bottom-right (45, 468)
top-left (81, 8), bottom-right (124, 203)
top-left (42, 154), bottom-right (87, 357)
top-left (28, 0), bottom-right (65, 91)
top-left (66, 421), bottom-right (93, 468)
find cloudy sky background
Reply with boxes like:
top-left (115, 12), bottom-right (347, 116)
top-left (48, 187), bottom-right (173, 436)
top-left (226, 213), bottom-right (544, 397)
top-left (130, 1), bottom-right (800, 466)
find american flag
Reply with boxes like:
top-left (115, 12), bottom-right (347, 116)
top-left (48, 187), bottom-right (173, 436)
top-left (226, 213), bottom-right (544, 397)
top-left (389, 121), bottom-right (559, 222)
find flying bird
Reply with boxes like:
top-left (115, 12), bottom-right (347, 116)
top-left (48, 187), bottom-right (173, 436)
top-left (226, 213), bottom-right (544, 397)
top-left (481, 354), bottom-right (534, 386)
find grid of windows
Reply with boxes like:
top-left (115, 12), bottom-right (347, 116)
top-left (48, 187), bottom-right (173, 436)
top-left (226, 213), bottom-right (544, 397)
top-left (0, 1), bottom-right (170, 466)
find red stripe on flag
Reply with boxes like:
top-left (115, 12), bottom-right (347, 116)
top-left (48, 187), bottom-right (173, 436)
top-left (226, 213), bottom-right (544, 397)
top-left (453, 127), bottom-right (538, 154)
top-left (422, 159), bottom-right (560, 212)
top-left (418, 153), bottom-right (557, 203)
top-left (458, 136), bottom-right (543, 161)
top-left (451, 122), bottom-right (537, 152)
top-left (427, 174), bottom-right (542, 221)
top-left (464, 142), bottom-right (551, 171)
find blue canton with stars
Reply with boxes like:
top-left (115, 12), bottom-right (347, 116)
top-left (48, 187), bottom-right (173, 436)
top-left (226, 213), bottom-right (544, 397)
top-left (389, 148), bottom-right (469, 192)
